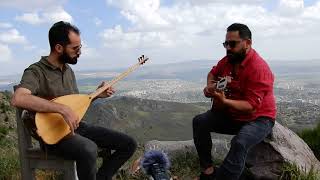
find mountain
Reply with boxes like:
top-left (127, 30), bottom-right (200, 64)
top-left (83, 96), bottom-right (320, 143)
top-left (74, 59), bottom-right (320, 80)
top-left (1, 59), bottom-right (320, 92)
top-left (82, 96), bottom-right (210, 142)
top-left (2, 91), bottom-right (318, 144)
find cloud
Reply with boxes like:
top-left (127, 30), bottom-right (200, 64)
top-left (23, 45), bottom-right (37, 51)
top-left (101, 0), bottom-right (320, 62)
top-left (0, 43), bottom-right (12, 61)
top-left (277, 0), bottom-right (304, 16)
top-left (0, 27), bottom-right (35, 56)
top-left (94, 17), bottom-right (102, 26)
top-left (174, 0), bottom-right (265, 6)
top-left (15, 12), bottom-right (42, 25)
top-left (80, 43), bottom-right (101, 59)
top-left (15, 7), bottom-right (73, 25)
top-left (1, 1), bottom-right (72, 25)
top-left (0, 29), bottom-right (27, 44)
top-left (42, 7), bottom-right (73, 23)
top-left (101, 25), bottom-right (175, 49)
top-left (0, 22), bottom-right (12, 29)
top-left (107, 0), bottom-right (169, 28)
top-left (302, 1), bottom-right (320, 20)
top-left (0, 0), bottom-right (65, 11)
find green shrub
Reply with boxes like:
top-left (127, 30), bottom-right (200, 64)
top-left (0, 147), bottom-right (20, 179)
top-left (299, 122), bottom-right (320, 160)
top-left (0, 125), bottom-right (9, 139)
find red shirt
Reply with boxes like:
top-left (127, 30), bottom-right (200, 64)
top-left (210, 48), bottom-right (276, 121)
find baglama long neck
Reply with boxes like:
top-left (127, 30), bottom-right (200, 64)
top-left (89, 58), bottom-right (148, 99)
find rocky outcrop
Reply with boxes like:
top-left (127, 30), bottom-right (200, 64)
top-left (145, 122), bottom-right (320, 180)
top-left (247, 121), bottom-right (320, 179)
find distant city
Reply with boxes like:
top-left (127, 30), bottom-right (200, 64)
top-left (1, 60), bottom-right (320, 106)
top-left (1, 60), bottom-right (320, 132)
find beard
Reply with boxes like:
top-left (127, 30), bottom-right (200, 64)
top-left (227, 48), bottom-right (246, 64)
top-left (58, 51), bottom-right (78, 65)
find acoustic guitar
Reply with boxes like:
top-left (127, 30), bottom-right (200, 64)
top-left (210, 76), bottom-right (228, 109)
top-left (35, 55), bottom-right (148, 144)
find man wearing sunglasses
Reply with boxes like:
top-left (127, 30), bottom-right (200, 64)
top-left (11, 21), bottom-right (137, 180)
top-left (193, 23), bottom-right (276, 180)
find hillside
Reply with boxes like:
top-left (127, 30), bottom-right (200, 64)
top-left (1, 91), bottom-right (320, 179)
top-left (0, 91), bottom-right (16, 141)
top-left (83, 96), bottom-right (320, 143)
top-left (83, 96), bottom-right (210, 142)
top-left (0, 91), bottom-right (19, 178)
top-left (2, 91), bottom-right (319, 144)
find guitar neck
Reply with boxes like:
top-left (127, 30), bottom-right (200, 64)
top-left (89, 58), bottom-right (148, 99)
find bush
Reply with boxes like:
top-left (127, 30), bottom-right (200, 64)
top-left (0, 125), bottom-right (9, 139)
top-left (299, 122), bottom-right (320, 160)
top-left (0, 146), bottom-right (20, 179)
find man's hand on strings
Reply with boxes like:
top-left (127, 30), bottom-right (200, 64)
top-left (97, 81), bottom-right (115, 98)
top-left (203, 83), bottom-right (217, 98)
top-left (212, 90), bottom-right (227, 109)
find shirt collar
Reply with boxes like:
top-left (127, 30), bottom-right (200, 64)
top-left (240, 48), bottom-right (255, 67)
top-left (40, 56), bottom-right (70, 72)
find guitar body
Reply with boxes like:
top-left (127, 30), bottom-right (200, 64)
top-left (35, 94), bottom-right (92, 144)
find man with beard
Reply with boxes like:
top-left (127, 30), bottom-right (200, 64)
top-left (11, 21), bottom-right (137, 180)
top-left (193, 23), bottom-right (276, 180)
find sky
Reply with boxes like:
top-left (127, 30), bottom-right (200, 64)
top-left (0, 0), bottom-right (320, 76)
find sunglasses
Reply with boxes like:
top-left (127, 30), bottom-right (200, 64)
top-left (222, 40), bottom-right (243, 48)
top-left (68, 44), bottom-right (82, 52)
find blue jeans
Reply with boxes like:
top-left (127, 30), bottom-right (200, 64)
top-left (193, 110), bottom-right (274, 180)
top-left (45, 122), bottom-right (137, 180)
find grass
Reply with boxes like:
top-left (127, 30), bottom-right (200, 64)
top-left (117, 149), bottom-right (319, 180)
top-left (0, 125), bottom-right (9, 139)
top-left (169, 151), bottom-right (201, 178)
top-left (113, 144), bottom-right (149, 180)
top-left (113, 148), bottom-right (202, 180)
top-left (0, 137), bottom-right (319, 180)
top-left (279, 163), bottom-right (320, 180)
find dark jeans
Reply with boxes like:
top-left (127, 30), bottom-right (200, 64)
top-left (45, 122), bottom-right (137, 180)
top-left (192, 110), bottom-right (274, 180)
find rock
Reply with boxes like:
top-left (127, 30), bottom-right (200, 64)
top-left (247, 121), bottom-right (320, 179)
top-left (144, 122), bottom-right (320, 180)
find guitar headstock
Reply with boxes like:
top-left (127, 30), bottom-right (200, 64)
top-left (138, 55), bottom-right (149, 65)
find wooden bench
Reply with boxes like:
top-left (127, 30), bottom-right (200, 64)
top-left (15, 108), bottom-right (77, 180)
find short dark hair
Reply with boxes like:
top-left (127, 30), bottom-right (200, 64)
top-left (48, 21), bottom-right (80, 51)
top-left (227, 23), bottom-right (252, 40)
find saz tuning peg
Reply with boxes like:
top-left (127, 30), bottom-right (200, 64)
top-left (138, 55), bottom-right (149, 65)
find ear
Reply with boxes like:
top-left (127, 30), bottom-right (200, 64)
top-left (55, 44), bottom-right (64, 54)
top-left (245, 39), bottom-right (252, 48)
